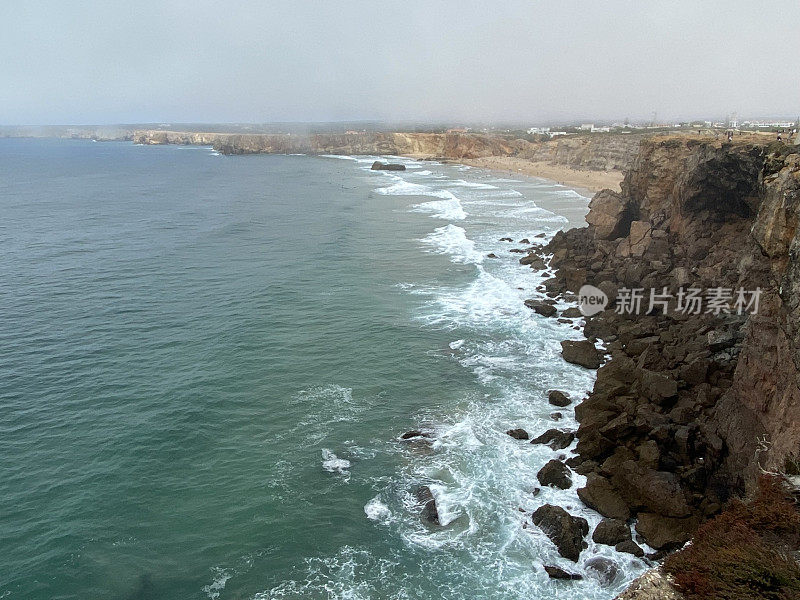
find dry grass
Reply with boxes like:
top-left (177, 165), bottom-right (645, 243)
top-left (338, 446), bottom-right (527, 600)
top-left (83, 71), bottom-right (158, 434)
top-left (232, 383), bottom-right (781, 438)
top-left (664, 476), bottom-right (800, 600)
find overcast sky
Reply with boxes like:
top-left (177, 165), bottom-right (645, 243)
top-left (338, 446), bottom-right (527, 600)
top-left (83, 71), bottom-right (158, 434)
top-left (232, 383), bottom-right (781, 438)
top-left (1, 1), bottom-right (798, 125)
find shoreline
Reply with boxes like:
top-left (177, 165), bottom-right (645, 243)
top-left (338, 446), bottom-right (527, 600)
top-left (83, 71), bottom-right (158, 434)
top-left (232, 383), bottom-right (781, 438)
top-left (457, 156), bottom-right (623, 194)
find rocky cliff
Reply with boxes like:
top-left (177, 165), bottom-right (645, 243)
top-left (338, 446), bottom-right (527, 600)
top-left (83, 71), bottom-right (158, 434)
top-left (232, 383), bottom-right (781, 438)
top-left (538, 136), bottom-right (800, 552)
top-left (131, 129), bottom-right (644, 172)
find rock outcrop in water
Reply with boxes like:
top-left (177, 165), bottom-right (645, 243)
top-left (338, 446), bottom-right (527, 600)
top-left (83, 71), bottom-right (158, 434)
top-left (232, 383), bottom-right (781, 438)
top-left (540, 136), bottom-right (800, 556)
top-left (370, 161), bottom-right (405, 171)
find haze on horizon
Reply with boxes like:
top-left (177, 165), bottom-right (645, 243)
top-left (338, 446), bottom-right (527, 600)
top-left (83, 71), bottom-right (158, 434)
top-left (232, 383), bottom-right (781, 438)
top-left (2, 0), bottom-right (798, 127)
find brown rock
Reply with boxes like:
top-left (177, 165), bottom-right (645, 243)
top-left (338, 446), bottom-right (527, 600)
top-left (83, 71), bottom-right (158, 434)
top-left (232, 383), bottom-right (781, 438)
top-left (561, 340), bottom-right (604, 369)
top-left (537, 459), bottom-right (572, 489)
top-left (634, 513), bottom-right (698, 550)
top-left (611, 461), bottom-right (692, 517)
top-left (615, 540), bottom-right (645, 557)
top-left (544, 565), bottom-right (583, 580)
top-left (531, 504), bottom-right (589, 561)
top-left (586, 189), bottom-right (633, 240)
top-left (577, 473), bottom-right (630, 520)
top-left (548, 390), bottom-right (572, 407)
top-left (592, 518), bottom-right (632, 546)
top-left (530, 429), bottom-right (575, 450)
top-left (506, 428), bottom-right (529, 440)
top-left (415, 486), bottom-right (440, 525)
top-left (525, 299), bottom-right (558, 317)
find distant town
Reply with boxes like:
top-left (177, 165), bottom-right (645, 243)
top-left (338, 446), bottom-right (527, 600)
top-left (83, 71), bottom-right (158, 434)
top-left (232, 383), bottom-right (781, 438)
top-left (1, 115), bottom-right (798, 142)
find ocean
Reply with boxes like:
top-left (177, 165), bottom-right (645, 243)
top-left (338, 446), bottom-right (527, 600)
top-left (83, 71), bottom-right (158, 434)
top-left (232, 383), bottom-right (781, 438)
top-left (0, 139), bottom-right (646, 599)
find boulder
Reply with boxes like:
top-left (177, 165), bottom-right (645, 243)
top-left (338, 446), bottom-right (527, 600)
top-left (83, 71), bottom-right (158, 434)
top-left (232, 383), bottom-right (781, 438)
top-left (371, 161), bottom-right (405, 171)
top-left (638, 369), bottom-right (678, 402)
top-left (487, 253), bottom-right (499, 259)
top-left (531, 504), bottom-right (589, 561)
top-left (561, 340), bottom-right (604, 369)
top-left (577, 473), bottom-right (630, 520)
top-left (525, 299), bottom-right (558, 317)
top-left (537, 459), bottom-right (572, 489)
top-left (530, 429), bottom-right (575, 450)
top-left (611, 461), bottom-right (692, 517)
top-left (561, 307), bottom-right (583, 318)
top-left (592, 518), bottom-right (631, 546)
top-left (499, 237), bottom-right (513, 242)
top-left (635, 513), bottom-right (698, 550)
top-left (520, 254), bottom-right (547, 269)
top-left (584, 557), bottom-right (621, 585)
top-left (414, 486), bottom-right (440, 525)
top-left (548, 390), bottom-right (571, 407)
top-left (544, 565), bottom-right (583, 580)
top-left (615, 540), bottom-right (644, 557)
top-left (506, 428), bottom-right (529, 440)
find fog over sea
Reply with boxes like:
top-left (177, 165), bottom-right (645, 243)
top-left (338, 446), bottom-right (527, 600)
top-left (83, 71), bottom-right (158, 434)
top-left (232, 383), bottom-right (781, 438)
top-left (0, 139), bottom-right (647, 599)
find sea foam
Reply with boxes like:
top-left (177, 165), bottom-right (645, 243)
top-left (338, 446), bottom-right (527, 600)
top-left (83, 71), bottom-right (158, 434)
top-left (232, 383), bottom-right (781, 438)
top-left (421, 224), bottom-right (482, 264)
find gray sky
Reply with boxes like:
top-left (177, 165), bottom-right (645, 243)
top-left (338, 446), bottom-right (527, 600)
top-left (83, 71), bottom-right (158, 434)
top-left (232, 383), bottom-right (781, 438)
top-left (2, 1), bottom-right (798, 125)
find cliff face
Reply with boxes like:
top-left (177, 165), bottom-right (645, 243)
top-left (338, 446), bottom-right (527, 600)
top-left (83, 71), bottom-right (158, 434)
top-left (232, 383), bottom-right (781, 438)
top-left (131, 129), bottom-right (644, 171)
top-left (543, 137), bottom-right (800, 550)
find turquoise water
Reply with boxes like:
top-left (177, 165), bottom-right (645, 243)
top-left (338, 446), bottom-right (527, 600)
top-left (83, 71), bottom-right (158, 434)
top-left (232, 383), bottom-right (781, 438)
top-left (0, 139), bottom-right (645, 599)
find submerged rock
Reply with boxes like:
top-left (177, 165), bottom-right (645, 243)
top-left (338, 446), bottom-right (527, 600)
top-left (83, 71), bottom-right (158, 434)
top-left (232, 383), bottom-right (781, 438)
top-left (371, 161), bottom-right (405, 171)
top-left (544, 565), bottom-right (583, 580)
top-left (506, 428), bottom-right (529, 440)
top-left (400, 430), bottom-right (431, 440)
top-left (414, 486), bottom-right (440, 525)
top-left (531, 504), bottom-right (589, 561)
top-left (584, 556), bottom-right (621, 585)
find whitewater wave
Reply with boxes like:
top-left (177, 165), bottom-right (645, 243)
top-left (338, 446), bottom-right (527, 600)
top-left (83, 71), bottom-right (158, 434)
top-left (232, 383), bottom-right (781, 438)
top-left (364, 495), bottom-right (393, 523)
top-left (322, 449), bottom-right (351, 475)
top-left (411, 192), bottom-right (467, 220)
top-left (421, 224), bottom-right (483, 264)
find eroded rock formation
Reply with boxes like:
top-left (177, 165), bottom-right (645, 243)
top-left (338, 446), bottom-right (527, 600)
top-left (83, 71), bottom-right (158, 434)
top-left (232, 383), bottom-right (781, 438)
top-left (543, 136), bottom-right (800, 551)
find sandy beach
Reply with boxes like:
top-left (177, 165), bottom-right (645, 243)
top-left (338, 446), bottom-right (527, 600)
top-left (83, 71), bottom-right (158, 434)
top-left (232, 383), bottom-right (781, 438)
top-left (458, 156), bottom-right (623, 194)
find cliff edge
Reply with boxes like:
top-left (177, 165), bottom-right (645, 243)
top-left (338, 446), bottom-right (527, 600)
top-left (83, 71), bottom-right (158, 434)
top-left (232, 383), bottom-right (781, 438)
top-left (542, 136), bottom-right (800, 553)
